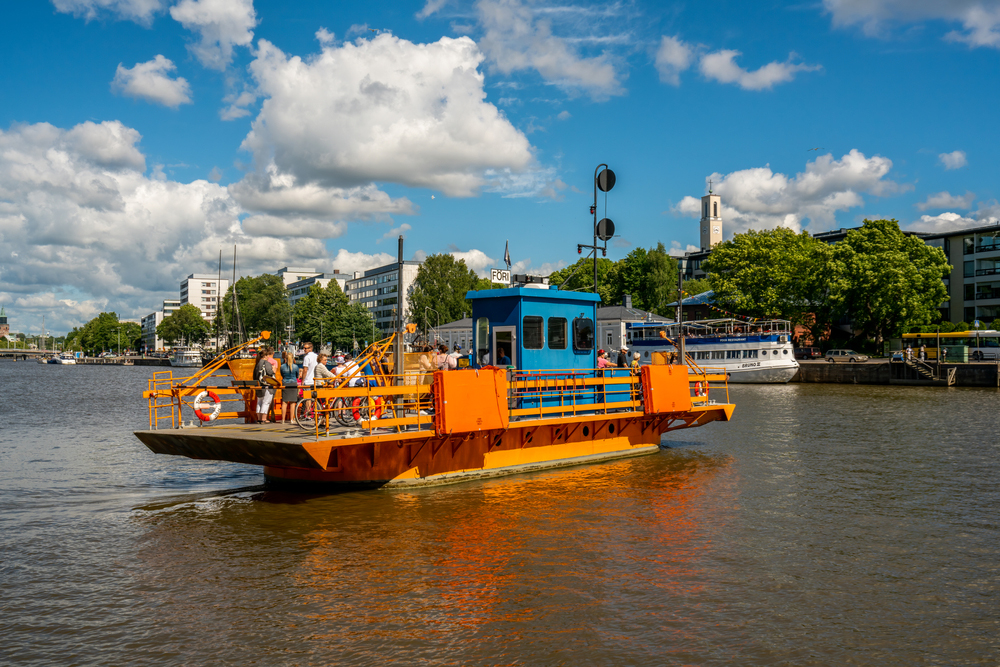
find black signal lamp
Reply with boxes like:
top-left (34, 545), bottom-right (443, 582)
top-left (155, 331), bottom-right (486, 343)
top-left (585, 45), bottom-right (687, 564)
top-left (589, 205), bottom-right (596, 214)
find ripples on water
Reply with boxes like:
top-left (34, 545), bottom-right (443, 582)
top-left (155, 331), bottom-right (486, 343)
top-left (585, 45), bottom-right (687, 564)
top-left (1, 362), bottom-right (998, 665)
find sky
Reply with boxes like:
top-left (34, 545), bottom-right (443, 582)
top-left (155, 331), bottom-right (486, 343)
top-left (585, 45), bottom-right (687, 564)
top-left (2, 0), bottom-right (1000, 334)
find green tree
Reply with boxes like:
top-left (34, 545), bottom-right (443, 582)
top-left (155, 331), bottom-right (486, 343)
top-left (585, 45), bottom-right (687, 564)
top-left (680, 277), bottom-right (712, 297)
top-left (829, 219), bottom-right (950, 347)
top-left (548, 256), bottom-right (616, 304)
top-left (157, 304), bottom-right (211, 346)
top-left (409, 254), bottom-right (479, 330)
top-left (604, 248), bottom-right (648, 307)
top-left (293, 280), bottom-right (377, 350)
top-left (220, 274), bottom-right (291, 340)
top-left (702, 227), bottom-right (833, 341)
top-left (639, 242), bottom-right (678, 316)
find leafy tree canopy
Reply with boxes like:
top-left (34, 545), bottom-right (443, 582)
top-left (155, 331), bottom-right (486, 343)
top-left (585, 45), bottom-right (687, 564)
top-left (157, 304), bottom-right (210, 346)
top-left (294, 280), bottom-right (376, 352)
top-left (702, 227), bottom-right (833, 326)
top-left (548, 257), bottom-right (617, 304)
top-left (680, 277), bottom-right (712, 298)
top-left (409, 254), bottom-right (479, 329)
top-left (829, 219), bottom-right (950, 345)
top-left (219, 273), bottom-right (291, 341)
top-left (73, 312), bottom-right (143, 354)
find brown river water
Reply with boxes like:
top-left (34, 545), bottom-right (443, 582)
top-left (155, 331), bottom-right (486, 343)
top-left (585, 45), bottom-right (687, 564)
top-left (1, 362), bottom-right (998, 665)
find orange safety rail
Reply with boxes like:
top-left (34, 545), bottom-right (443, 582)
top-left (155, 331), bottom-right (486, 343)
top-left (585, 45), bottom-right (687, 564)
top-left (304, 373), bottom-right (437, 437)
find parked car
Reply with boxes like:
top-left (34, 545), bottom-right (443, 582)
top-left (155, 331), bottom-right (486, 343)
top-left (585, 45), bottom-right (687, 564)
top-left (825, 349), bottom-right (869, 363)
top-left (794, 346), bottom-right (822, 360)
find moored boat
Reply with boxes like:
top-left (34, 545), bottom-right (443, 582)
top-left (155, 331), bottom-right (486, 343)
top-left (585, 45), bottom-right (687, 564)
top-left (48, 353), bottom-right (77, 365)
top-left (169, 347), bottom-right (202, 367)
top-left (135, 287), bottom-right (735, 489)
top-left (628, 318), bottom-right (799, 383)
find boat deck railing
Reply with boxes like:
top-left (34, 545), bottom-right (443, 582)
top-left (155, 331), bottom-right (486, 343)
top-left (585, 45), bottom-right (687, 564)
top-left (144, 362), bottom-right (730, 440)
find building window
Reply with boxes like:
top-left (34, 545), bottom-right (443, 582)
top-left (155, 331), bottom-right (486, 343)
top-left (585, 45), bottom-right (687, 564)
top-left (965, 261), bottom-right (974, 278)
top-left (965, 307), bottom-right (976, 322)
top-left (573, 317), bottom-right (594, 351)
top-left (964, 237), bottom-right (975, 255)
top-left (965, 284), bottom-right (975, 301)
top-left (523, 316), bottom-right (543, 349)
top-left (548, 317), bottom-right (567, 349)
top-left (713, 202), bottom-right (718, 217)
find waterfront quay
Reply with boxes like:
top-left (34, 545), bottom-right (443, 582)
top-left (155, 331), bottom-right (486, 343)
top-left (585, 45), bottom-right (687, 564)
top-left (0, 350), bottom-right (170, 365)
top-left (793, 359), bottom-right (1000, 387)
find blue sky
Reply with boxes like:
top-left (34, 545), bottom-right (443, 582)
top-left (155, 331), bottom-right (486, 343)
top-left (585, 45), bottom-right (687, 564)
top-left (2, 0), bottom-right (999, 334)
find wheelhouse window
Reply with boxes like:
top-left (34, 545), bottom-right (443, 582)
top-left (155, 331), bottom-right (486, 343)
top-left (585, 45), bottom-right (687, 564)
top-left (548, 317), bottom-right (567, 349)
top-left (523, 316), bottom-right (544, 349)
top-left (573, 317), bottom-right (594, 351)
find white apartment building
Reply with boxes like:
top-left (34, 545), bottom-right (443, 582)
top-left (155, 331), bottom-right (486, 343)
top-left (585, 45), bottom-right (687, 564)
top-left (276, 267), bottom-right (321, 287)
top-left (345, 261), bottom-right (421, 335)
top-left (180, 274), bottom-right (229, 323)
top-left (287, 271), bottom-right (348, 308)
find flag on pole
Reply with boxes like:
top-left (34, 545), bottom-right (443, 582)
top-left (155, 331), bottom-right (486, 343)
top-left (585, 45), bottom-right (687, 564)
top-left (504, 240), bottom-right (511, 269)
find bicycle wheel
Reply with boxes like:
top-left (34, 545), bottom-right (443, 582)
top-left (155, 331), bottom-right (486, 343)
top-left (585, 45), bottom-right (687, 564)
top-left (332, 396), bottom-right (354, 427)
top-left (294, 398), bottom-right (316, 430)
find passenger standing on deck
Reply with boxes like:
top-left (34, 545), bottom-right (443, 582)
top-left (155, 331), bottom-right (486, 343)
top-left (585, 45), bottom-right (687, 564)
top-left (448, 344), bottom-right (462, 369)
top-left (597, 349), bottom-right (613, 369)
top-left (313, 353), bottom-right (335, 382)
top-left (617, 347), bottom-right (628, 368)
top-left (279, 351), bottom-right (299, 424)
top-left (299, 342), bottom-right (317, 387)
top-left (906, 344), bottom-right (913, 361)
top-left (254, 348), bottom-right (276, 423)
top-left (436, 344), bottom-right (450, 370)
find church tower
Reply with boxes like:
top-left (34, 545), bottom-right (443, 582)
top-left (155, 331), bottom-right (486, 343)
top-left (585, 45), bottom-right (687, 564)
top-left (700, 186), bottom-right (722, 251)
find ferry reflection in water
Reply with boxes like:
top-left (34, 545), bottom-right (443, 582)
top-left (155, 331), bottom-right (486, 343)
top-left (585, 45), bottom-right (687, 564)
top-left (131, 451), bottom-right (734, 663)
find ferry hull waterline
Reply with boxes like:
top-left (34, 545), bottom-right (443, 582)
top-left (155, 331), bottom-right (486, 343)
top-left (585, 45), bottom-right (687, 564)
top-left (136, 287), bottom-right (735, 491)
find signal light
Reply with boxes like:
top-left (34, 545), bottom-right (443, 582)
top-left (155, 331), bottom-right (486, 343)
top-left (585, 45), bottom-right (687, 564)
top-left (589, 205), bottom-right (596, 214)
top-left (577, 246), bottom-right (582, 254)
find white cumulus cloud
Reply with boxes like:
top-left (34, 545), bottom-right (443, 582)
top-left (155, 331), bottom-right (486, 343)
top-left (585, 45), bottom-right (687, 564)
top-left (655, 35), bottom-right (694, 85)
top-left (823, 0), bottom-right (1000, 49)
top-left (673, 149), bottom-right (905, 235)
top-left (112, 55), bottom-right (193, 108)
top-left (476, 0), bottom-right (624, 99)
top-left (169, 0), bottom-right (257, 70)
top-left (0, 119), bottom-right (375, 334)
top-left (699, 49), bottom-right (821, 90)
top-left (939, 150), bottom-right (968, 170)
top-left (239, 34), bottom-right (534, 198)
top-left (916, 190), bottom-right (975, 211)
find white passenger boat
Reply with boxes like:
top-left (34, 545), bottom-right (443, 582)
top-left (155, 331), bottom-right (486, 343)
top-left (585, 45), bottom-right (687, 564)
top-left (48, 353), bottom-right (77, 365)
top-left (170, 347), bottom-right (203, 368)
top-left (627, 318), bottom-right (799, 383)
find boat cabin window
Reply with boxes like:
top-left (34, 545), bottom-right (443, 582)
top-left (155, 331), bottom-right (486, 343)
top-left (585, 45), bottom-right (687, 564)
top-left (573, 317), bottom-right (594, 351)
top-left (523, 316), bottom-right (543, 349)
top-left (548, 317), bottom-right (567, 349)
top-left (476, 317), bottom-right (489, 364)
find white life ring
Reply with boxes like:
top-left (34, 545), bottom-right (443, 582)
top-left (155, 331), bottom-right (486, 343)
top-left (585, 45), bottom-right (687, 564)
top-left (193, 390), bottom-right (222, 421)
top-left (694, 382), bottom-right (708, 397)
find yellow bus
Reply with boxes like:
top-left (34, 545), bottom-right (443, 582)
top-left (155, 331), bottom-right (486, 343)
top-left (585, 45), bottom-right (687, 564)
top-left (898, 330), bottom-right (1000, 361)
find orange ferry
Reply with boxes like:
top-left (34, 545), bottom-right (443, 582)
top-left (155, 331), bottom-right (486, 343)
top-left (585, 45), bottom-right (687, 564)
top-left (135, 286), bottom-right (734, 489)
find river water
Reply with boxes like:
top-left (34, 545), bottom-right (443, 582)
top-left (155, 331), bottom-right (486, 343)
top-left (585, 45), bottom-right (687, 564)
top-left (1, 361), bottom-right (998, 665)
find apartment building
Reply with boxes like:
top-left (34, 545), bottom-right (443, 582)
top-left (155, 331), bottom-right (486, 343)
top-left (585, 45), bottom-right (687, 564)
top-left (345, 261), bottom-right (421, 335)
top-left (287, 271), bottom-right (348, 308)
top-left (925, 224), bottom-right (1000, 324)
top-left (179, 274), bottom-right (229, 323)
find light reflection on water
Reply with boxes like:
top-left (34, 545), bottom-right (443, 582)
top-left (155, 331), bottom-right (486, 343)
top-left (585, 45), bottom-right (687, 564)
top-left (1, 362), bottom-right (998, 665)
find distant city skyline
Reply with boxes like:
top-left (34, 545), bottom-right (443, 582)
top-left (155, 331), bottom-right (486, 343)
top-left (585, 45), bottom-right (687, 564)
top-left (2, 0), bottom-right (999, 334)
